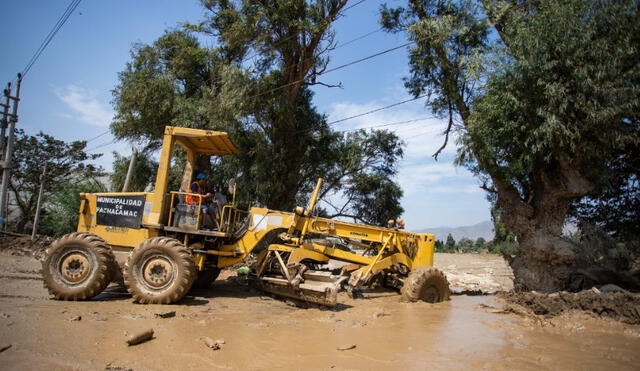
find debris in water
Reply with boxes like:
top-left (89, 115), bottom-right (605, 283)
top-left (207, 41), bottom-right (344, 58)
top-left (126, 329), bottom-right (154, 346)
top-left (337, 344), bottom-right (356, 351)
top-left (154, 311), bottom-right (176, 319)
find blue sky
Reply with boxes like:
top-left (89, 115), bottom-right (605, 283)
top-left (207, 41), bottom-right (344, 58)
top-left (0, 0), bottom-right (491, 230)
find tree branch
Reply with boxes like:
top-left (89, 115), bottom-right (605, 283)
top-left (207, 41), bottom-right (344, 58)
top-left (309, 80), bottom-right (343, 89)
top-left (432, 103), bottom-right (454, 160)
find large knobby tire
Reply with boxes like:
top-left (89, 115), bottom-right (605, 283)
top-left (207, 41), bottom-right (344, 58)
top-left (124, 237), bottom-right (196, 304)
top-left (192, 267), bottom-right (221, 289)
top-left (401, 267), bottom-right (451, 303)
top-left (42, 232), bottom-right (115, 300)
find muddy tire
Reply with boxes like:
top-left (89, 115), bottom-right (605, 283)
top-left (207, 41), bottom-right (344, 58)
top-left (124, 237), bottom-right (196, 304)
top-left (192, 268), bottom-right (221, 289)
top-left (42, 232), bottom-right (115, 300)
top-left (401, 267), bottom-right (450, 303)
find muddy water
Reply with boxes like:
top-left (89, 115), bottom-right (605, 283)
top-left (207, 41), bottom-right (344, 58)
top-left (0, 255), bottom-right (639, 370)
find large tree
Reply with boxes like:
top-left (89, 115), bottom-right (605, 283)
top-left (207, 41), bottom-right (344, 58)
top-left (9, 129), bottom-right (102, 230)
top-left (111, 1), bottom-right (406, 225)
top-left (382, 0), bottom-right (639, 291)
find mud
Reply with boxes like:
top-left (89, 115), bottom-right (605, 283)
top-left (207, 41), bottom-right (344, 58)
top-left (0, 232), bottom-right (50, 260)
top-left (501, 290), bottom-right (640, 324)
top-left (1, 251), bottom-right (639, 370)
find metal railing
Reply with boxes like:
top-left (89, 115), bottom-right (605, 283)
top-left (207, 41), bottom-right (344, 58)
top-left (168, 191), bottom-right (247, 233)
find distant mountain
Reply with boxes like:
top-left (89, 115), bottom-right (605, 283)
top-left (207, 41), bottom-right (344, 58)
top-left (416, 220), bottom-right (494, 242)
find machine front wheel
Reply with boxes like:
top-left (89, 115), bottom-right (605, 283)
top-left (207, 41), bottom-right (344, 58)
top-left (401, 267), bottom-right (451, 303)
top-left (42, 232), bottom-right (115, 300)
top-left (124, 237), bottom-right (196, 304)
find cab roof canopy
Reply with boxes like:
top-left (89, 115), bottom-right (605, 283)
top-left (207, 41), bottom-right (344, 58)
top-left (166, 126), bottom-right (239, 156)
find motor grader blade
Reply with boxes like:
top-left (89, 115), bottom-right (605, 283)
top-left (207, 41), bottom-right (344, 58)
top-left (248, 270), bottom-right (347, 307)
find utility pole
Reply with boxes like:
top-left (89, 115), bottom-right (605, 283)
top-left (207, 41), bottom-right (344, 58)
top-left (122, 145), bottom-right (137, 192)
top-left (0, 82), bottom-right (12, 161)
top-left (0, 73), bottom-right (22, 228)
top-left (32, 163), bottom-right (47, 240)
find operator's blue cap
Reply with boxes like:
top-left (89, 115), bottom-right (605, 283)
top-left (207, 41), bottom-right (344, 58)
top-left (196, 173), bottom-right (207, 180)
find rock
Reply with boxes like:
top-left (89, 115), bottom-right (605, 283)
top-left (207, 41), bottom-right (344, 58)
top-left (105, 362), bottom-right (133, 371)
top-left (599, 284), bottom-right (626, 293)
top-left (0, 344), bottom-right (11, 353)
top-left (203, 337), bottom-right (223, 350)
top-left (337, 344), bottom-right (356, 351)
top-left (154, 311), bottom-right (176, 319)
top-left (373, 311), bottom-right (391, 318)
top-left (126, 329), bottom-right (154, 346)
top-left (70, 315), bottom-right (82, 321)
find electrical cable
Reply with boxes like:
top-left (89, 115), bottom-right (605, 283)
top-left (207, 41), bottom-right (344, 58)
top-left (85, 139), bottom-right (116, 153)
top-left (327, 94), bottom-right (428, 125)
top-left (246, 42), bottom-right (414, 101)
top-left (242, 0), bottom-right (367, 63)
top-left (22, 0), bottom-right (82, 77)
top-left (84, 129), bottom-right (110, 143)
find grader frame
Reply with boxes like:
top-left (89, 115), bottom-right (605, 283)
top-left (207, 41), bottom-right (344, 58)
top-left (42, 126), bottom-right (450, 306)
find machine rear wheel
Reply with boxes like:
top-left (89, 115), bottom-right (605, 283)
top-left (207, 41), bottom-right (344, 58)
top-left (401, 267), bottom-right (450, 303)
top-left (124, 237), bottom-right (196, 304)
top-left (42, 232), bottom-right (115, 300)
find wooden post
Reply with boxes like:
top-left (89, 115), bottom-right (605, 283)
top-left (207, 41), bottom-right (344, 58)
top-left (31, 163), bottom-right (47, 240)
top-left (122, 146), bottom-right (137, 192)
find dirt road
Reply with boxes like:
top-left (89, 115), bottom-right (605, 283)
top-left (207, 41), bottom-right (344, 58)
top-left (0, 251), bottom-right (639, 370)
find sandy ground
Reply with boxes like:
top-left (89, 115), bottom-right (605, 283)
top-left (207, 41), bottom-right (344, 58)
top-left (1, 251), bottom-right (639, 370)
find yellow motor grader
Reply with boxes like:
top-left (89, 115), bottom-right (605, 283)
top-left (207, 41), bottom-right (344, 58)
top-left (42, 126), bottom-right (450, 306)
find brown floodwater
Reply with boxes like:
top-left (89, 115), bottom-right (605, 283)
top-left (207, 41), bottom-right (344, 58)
top-left (0, 254), bottom-right (638, 370)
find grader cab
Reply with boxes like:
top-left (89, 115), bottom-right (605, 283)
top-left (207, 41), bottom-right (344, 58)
top-left (42, 126), bottom-right (450, 306)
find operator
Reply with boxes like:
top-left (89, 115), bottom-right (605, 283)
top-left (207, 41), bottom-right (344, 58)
top-left (186, 173), bottom-right (215, 229)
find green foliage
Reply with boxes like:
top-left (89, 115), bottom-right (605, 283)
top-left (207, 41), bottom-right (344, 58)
top-left (437, 233), bottom-right (493, 253)
top-left (9, 129), bottom-right (102, 228)
top-left (39, 178), bottom-right (107, 237)
top-left (110, 150), bottom-right (158, 192)
top-left (444, 233), bottom-right (456, 251)
top-left (570, 149), bottom-right (639, 251)
top-left (382, 0), bottom-right (640, 262)
top-left (110, 0), bottom-right (405, 225)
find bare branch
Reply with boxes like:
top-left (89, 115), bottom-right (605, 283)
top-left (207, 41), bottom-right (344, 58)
top-left (432, 103), bottom-right (454, 160)
top-left (309, 80), bottom-right (343, 89)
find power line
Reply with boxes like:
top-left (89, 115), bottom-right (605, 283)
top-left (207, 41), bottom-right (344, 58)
top-left (327, 94), bottom-right (428, 125)
top-left (333, 28), bottom-right (381, 50)
top-left (246, 42), bottom-right (413, 101)
top-left (85, 129), bottom-right (110, 143)
top-left (342, 0), bottom-right (368, 12)
top-left (338, 116), bottom-right (435, 132)
top-left (22, 0), bottom-right (82, 77)
top-left (86, 139), bottom-right (116, 153)
top-left (323, 42), bottom-right (411, 75)
top-left (242, 0), bottom-right (368, 62)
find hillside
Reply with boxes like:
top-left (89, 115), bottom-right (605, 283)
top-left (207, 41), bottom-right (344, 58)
top-left (417, 220), bottom-right (494, 242)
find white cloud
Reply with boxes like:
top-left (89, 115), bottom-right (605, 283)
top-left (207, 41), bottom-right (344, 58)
top-left (327, 98), bottom-right (459, 162)
top-left (55, 84), bottom-right (113, 127)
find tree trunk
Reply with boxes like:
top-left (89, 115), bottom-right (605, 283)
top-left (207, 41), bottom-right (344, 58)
top-left (494, 164), bottom-right (590, 292)
top-left (509, 229), bottom-right (578, 292)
